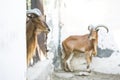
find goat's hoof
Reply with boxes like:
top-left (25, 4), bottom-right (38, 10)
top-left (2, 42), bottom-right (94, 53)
top-left (64, 69), bottom-right (69, 72)
top-left (87, 69), bottom-right (91, 73)
top-left (94, 55), bottom-right (96, 57)
top-left (46, 49), bottom-right (49, 52)
top-left (69, 69), bottom-right (74, 72)
top-left (87, 70), bottom-right (91, 73)
top-left (93, 54), bottom-right (97, 57)
top-left (70, 70), bottom-right (74, 72)
top-left (64, 68), bottom-right (69, 72)
top-left (88, 70), bottom-right (91, 73)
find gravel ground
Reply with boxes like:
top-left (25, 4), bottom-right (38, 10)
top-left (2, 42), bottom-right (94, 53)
top-left (51, 70), bottom-right (120, 80)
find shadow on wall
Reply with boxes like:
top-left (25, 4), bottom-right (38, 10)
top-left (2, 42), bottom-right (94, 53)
top-left (97, 47), bottom-right (114, 58)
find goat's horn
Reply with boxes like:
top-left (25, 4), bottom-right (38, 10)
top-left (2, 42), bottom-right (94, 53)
top-left (27, 8), bottom-right (42, 16)
top-left (88, 24), bottom-right (94, 31)
top-left (95, 25), bottom-right (109, 32)
top-left (88, 25), bottom-right (94, 38)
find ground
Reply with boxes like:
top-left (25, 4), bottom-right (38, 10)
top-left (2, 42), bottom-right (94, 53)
top-left (51, 70), bottom-right (120, 80)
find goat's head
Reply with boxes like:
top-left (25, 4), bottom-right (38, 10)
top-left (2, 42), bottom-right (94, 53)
top-left (27, 13), bottom-right (50, 34)
top-left (88, 25), bottom-right (109, 40)
top-left (27, 8), bottom-right (50, 34)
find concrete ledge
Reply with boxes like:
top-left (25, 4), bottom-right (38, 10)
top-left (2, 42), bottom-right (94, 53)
top-left (27, 60), bottom-right (53, 80)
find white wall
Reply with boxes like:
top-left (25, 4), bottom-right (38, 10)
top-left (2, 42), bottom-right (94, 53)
top-left (59, 0), bottom-right (120, 74)
top-left (44, 0), bottom-right (120, 72)
top-left (0, 0), bottom-right (26, 80)
top-left (60, 0), bottom-right (120, 49)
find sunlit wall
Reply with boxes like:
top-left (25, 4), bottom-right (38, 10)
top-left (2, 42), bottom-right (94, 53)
top-left (0, 0), bottom-right (26, 80)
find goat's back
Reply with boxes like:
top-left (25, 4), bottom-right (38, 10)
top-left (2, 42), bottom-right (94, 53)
top-left (62, 35), bottom-right (94, 53)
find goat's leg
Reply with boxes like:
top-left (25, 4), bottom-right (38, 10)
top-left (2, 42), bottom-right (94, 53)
top-left (63, 54), bottom-right (71, 72)
top-left (40, 45), bottom-right (48, 59)
top-left (27, 53), bottom-right (32, 67)
top-left (85, 52), bottom-right (92, 73)
top-left (63, 57), bottom-right (69, 71)
top-left (93, 43), bottom-right (97, 56)
top-left (36, 43), bottom-right (41, 61)
top-left (66, 53), bottom-right (74, 72)
top-left (44, 43), bottom-right (48, 59)
top-left (27, 56), bottom-right (30, 67)
top-left (44, 51), bottom-right (48, 59)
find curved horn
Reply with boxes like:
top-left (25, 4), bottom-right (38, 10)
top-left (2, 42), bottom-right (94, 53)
top-left (95, 25), bottom-right (109, 33)
top-left (27, 8), bottom-right (42, 16)
top-left (88, 24), bottom-right (94, 31)
top-left (88, 24), bottom-right (94, 38)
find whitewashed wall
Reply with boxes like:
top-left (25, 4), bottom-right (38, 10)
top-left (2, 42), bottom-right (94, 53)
top-left (45, 0), bottom-right (120, 73)
top-left (0, 0), bottom-right (26, 80)
top-left (60, 0), bottom-right (120, 74)
top-left (46, 0), bottom-right (120, 50)
top-left (60, 0), bottom-right (120, 47)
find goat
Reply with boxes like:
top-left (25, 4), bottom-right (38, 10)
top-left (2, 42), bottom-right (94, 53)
top-left (26, 11), bottom-right (50, 67)
top-left (62, 25), bottom-right (109, 72)
top-left (37, 32), bottom-right (49, 58)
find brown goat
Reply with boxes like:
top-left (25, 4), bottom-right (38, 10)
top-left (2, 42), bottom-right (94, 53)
top-left (62, 25), bottom-right (109, 72)
top-left (26, 13), bottom-right (50, 67)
